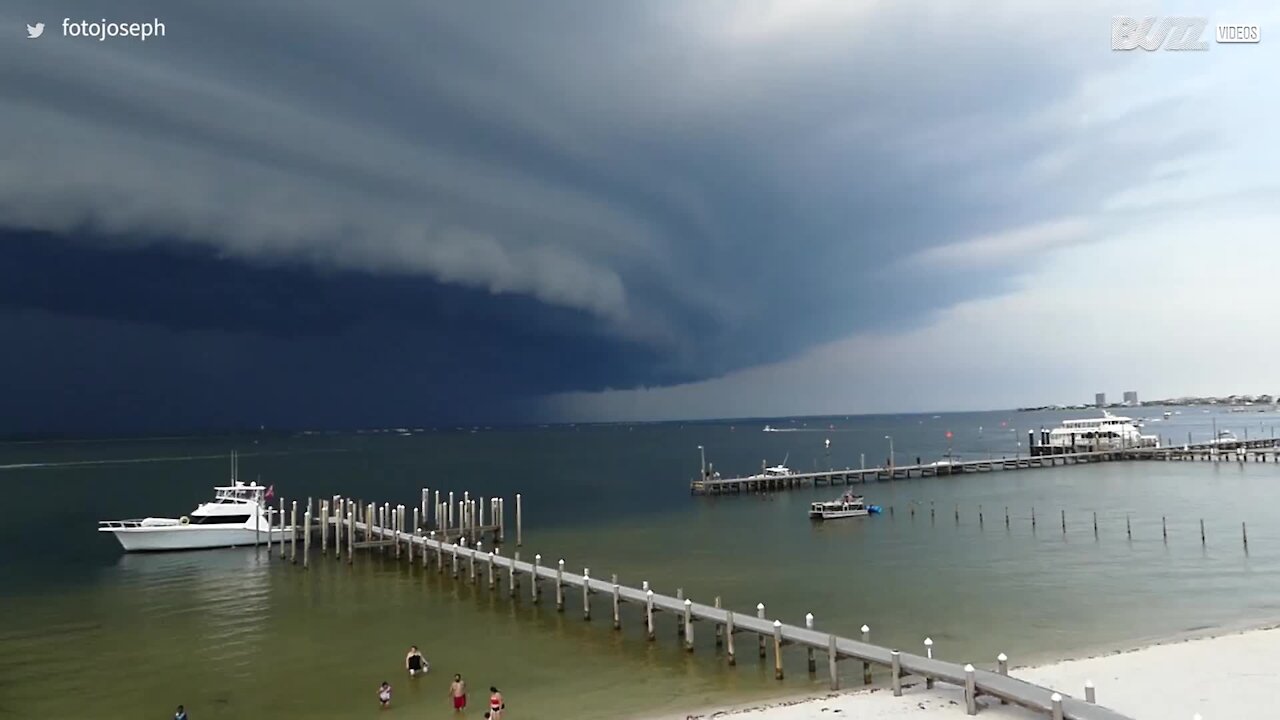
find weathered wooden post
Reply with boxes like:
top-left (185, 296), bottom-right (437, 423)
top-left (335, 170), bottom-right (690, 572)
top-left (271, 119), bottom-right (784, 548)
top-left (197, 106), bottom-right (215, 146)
top-left (303, 507), bottom-right (311, 568)
top-left (757, 603), bottom-right (767, 658)
top-left (583, 568), bottom-right (591, 620)
top-left (684, 599), bottom-right (694, 651)
top-left (714, 597), bottom-right (723, 646)
top-left (725, 609), bottom-right (736, 664)
top-left (861, 625), bottom-right (872, 684)
top-left (515, 493), bottom-right (523, 546)
top-left (1051, 692), bottom-right (1064, 720)
top-left (805, 613), bottom-right (816, 673)
top-left (451, 540), bottom-right (460, 578)
top-left (891, 651), bottom-right (902, 696)
top-left (997, 653), bottom-right (1009, 704)
top-left (532, 555), bottom-right (541, 602)
top-left (1085, 679), bottom-right (1096, 703)
top-left (675, 588), bottom-right (685, 636)
top-left (555, 559), bottom-right (565, 611)
top-left (828, 633), bottom-right (839, 690)
top-left (772, 620), bottom-right (784, 679)
top-left (510, 551), bottom-right (519, 595)
top-left (964, 664), bottom-right (977, 715)
top-left (289, 501), bottom-right (298, 564)
top-left (923, 637), bottom-right (934, 688)
top-left (488, 551), bottom-right (496, 589)
top-left (612, 576), bottom-right (621, 629)
top-left (645, 589), bottom-right (656, 641)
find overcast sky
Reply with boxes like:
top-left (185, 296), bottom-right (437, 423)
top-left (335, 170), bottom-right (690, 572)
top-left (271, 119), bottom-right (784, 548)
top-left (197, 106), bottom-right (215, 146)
top-left (2, 1), bottom-right (1277, 432)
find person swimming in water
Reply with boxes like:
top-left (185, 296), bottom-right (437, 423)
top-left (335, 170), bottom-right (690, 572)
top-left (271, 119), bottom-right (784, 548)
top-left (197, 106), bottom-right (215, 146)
top-left (378, 681), bottom-right (392, 709)
top-left (406, 646), bottom-right (428, 677)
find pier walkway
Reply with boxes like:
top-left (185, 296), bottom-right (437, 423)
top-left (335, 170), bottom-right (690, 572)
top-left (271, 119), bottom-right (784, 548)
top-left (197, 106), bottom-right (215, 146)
top-left (299, 502), bottom-right (1133, 720)
top-left (691, 439), bottom-right (1280, 495)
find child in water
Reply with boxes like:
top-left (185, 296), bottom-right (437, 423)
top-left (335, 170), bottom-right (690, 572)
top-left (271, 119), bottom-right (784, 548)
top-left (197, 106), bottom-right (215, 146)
top-left (378, 681), bottom-right (392, 709)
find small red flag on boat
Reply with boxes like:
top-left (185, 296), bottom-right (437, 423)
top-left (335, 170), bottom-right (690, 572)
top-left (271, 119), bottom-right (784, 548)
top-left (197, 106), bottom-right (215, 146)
top-left (946, 431), bottom-right (953, 439)
top-left (264, 485), bottom-right (275, 500)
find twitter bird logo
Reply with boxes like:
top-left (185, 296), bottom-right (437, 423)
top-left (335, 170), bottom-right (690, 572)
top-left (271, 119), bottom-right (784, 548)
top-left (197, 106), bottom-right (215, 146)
top-left (27, 22), bottom-right (45, 38)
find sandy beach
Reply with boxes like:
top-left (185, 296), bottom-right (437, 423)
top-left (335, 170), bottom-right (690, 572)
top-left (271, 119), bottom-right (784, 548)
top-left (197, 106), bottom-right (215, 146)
top-left (659, 625), bottom-right (1280, 720)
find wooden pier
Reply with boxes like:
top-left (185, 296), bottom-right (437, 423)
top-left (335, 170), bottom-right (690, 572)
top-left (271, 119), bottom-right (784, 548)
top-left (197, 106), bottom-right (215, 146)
top-left (690, 439), bottom-right (1280, 495)
top-left (273, 488), bottom-right (1134, 720)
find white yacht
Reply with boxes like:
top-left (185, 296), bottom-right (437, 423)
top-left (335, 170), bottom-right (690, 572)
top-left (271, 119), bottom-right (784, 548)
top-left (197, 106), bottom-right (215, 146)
top-left (1208, 430), bottom-right (1241, 447)
top-left (809, 491), bottom-right (882, 520)
top-left (749, 454), bottom-right (794, 479)
top-left (98, 454), bottom-right (292, 552)
top-left (1041, 411), bottom-right (1160, 452)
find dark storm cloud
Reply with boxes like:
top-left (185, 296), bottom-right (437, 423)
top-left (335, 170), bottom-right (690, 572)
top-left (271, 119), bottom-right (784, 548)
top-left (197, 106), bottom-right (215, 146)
top-left (0, 0), bottom-right (1208, 429)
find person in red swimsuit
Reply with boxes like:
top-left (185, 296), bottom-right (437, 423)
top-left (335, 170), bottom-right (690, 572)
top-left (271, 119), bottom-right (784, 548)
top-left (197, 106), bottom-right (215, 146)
top-left (450, 674), bottom-right (467, 711)
top-left (488, 686), bottom-right (504, 720)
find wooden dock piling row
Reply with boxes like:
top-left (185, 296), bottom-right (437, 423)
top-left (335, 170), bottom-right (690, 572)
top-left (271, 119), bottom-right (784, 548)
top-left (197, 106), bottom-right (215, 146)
top-left (283, 502), bottom-right (1134, 720)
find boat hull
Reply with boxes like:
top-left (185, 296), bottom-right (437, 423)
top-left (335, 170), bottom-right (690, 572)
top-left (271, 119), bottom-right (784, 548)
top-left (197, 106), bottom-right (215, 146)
top-left (810, 509), bottom-right (869, 520)
top-left (99, 525), bottom-right (294, 552)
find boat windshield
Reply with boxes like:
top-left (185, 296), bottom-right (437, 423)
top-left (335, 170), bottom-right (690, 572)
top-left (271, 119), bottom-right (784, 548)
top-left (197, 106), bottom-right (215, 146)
top-left (213, 483), bottom-right (265, 502)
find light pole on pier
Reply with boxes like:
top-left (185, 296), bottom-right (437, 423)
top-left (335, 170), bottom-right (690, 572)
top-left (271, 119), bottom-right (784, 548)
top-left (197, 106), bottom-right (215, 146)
top-left (698, 445), bottom-right (706, 479)
top-left (824, 438), bottom-right (831, 470)
top-left (884, 435), bottom-right (895, 469)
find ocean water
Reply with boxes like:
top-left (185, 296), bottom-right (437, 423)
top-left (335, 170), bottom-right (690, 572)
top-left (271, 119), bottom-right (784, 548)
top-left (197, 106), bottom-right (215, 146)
top-left (2, 408), bottom-right (1279, 719)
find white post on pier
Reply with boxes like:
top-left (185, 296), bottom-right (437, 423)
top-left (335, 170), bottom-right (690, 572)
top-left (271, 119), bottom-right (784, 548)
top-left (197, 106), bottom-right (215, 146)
top-left (448, 492), bottom-right (455, 529)
top-left (684, 598), bottom-right (694, 651)
top-left (488, 551), bottom-right (496, 589)
top-left (891, 650), bottom-right (902, 696)
top-left (515, 493), bottom-right (523, 546)
top-left (645, 589), bottom-right (656, 641)
top-left (612, 576), bottom-right (621, 629)
top-left (432, 531), bottom-right (441, 570)
top-left (509, 551), bottom-right (519, 595)
top-left (320, 501), bottom-right (328, 554)
top-left (1085, 679), bottom-right (1096, 703)
top-left (583, 568), bottom-right (591, 620)
top-left (421, 488), bottom-right (428, 528)
top-left (347, 502), bottom-right (355, 562)
top-left (805, 613), bottom-right (816, 673)
top-left (555, 559), bottom-right (565, 611)
top-left (773, 620), bottom-right (784, 679)
top-left (471, 541), bottom-right (480, 583)
top-left (757, 603), bottom-right (767, 658)
top-left (1050, 692), bottom-right (1064, 720)
top-left (861, 625), bottom-right (872, 684)
top-left (289, 501), bottom-right (298, 564)
top-left (279, 499), bottom-right (287, 560)
top-left (964, 664), bottom-right (977, 715)
top-left (725, 609), bottom-right (736, 664)
top-left (532, 554), bottom-right (542, 603)
top-left (303, 508), bottom-right (311, 568)
top-left (410, 509), bottom-right (418, 563)
top-left (923, 638), bottom-right (934, 689)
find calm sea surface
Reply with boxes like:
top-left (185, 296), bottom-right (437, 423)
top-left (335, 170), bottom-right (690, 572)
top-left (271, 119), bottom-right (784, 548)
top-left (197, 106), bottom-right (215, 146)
top-left (3, 408), bottom-right (1280, 719)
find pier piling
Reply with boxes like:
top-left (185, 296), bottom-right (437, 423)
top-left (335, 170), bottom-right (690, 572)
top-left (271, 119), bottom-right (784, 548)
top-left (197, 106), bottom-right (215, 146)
top-left (582, 568), bottom-right (590, 619)
top-left (532, 555), bottom-right (541, 602)
top-left (1126, 514), bottom-right (1132, 540)
top-left (516, 493), bottom-right (523, 546)
top-left (684, 599), bottom-right (694, 651)
top-left (347, 503), bottom-right (355, 562)
top-left (320, 501), bottom-right (328, 554)
top-left (964, 664), bottom-right (977, 715)
top-left (510, 552), bottom-right (519, 595)
top-left (490, 552), bottom-right (497, 589)
top-left (861, 625), bottom-right (872, 684)
top-left (1085, 679), bottom-right (1096, 703)
top-left (676, 588), bottom-right (685, 636)
top-left (1005, 506), bottom-right (1009, 529)
top-left (1093, 511), bottom-right (1098, 538)
top-left (891, 651), bottom-right (902, 696)
top-left (280, 499), bottom-right (287, 560)
top-left (773, 620), bottom-right (784, 679)
top-left (645, 589), bottom-right (655, 641)
top-left (979, 504), bottom-right (984, 527)
top-left (997, 653), bottom-right (1009, 704)
top-left (923, 638), bottom-right (934, 689)
top-left (1243, 521), bottom-right (1249, 551)
top-left (1031, 506), bottom-right (1037, 531)
top-left (556, 559), bottom-right (565, 611)
top-left (1200, 518), bottom-right (1206, 546)
top-left (828, 634), bottom-right (839, 690)
top-left (725, 610), bottom-right (736, 664)
top-left (1051, 692), bottom-right (1064, 720)
top-left (303, 508), bottom-right (311, 568)
top-left (613, 578), bottom-right (621, 629)
top-left (1061, 509), bottom-right (1066, 534)
top-left (805, 613), bottom-right (816, 673)
top-left (289, 501), bottom-right (298, 564)
top-left (1163, 516), bottom-right (1168, 542)
top-left (757, 603), bottom-right (767, 658)
top-left (714, 597), bottom-right (723, 646)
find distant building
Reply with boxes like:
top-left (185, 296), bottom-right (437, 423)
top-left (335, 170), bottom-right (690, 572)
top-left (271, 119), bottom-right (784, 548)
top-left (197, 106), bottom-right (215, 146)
top-left (1123, 390), bottom-right (1138, 406)
top-left (1095, 392), bottom-right (1106, 408)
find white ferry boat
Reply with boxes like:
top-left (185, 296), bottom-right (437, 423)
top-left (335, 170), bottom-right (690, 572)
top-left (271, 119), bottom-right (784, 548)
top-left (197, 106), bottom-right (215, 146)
top-left (809, 491), bottom-right (882, 520)
top-left (1039, 411), bottom-right (1160, 453)
top-left (98, 454), bottom-right (293, 552)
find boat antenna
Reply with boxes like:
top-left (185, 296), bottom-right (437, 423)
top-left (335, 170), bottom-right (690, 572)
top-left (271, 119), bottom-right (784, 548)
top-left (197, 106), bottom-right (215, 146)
top-left (782, 452), bottom-right (790, 467)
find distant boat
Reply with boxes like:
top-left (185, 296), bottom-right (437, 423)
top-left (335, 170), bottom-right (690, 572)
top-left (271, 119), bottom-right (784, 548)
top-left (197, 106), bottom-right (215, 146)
top-left (763, 425), bottom-right (779, 432)
top-left (809, 491), bottom-right (882, 520)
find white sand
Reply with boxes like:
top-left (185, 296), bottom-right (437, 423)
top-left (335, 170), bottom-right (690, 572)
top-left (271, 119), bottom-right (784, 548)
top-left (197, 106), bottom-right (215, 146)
top-left (656, 625), bottom-right (1280, 720)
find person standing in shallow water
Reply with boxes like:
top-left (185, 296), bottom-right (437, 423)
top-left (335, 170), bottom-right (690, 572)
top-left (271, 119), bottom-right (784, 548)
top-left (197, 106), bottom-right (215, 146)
top-left (174, 706), bottom-right (188, 720)
top-left (406, 645), bottom-right (427, 677)
top-left (450, 674), bottom-right (467, 712)
top-left (378, 681), bottom-right (392, 709)
top-left (488, 686), bottom-right (504, 720)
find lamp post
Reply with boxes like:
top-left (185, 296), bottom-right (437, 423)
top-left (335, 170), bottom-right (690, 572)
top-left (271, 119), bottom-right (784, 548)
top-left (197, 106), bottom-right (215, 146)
top-left (884, 435), bottom-right (895, 469)
top-left (698, 445), bottom-right (706, 479)
top-left (1014, 428), bottom-right (1020, 461)
top-left (824, 438), bottom-right (831, 470)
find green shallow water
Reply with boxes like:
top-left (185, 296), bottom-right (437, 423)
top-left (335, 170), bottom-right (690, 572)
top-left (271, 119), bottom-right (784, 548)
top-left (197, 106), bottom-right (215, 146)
top-left (3, 409), bottom-right (1280, 718)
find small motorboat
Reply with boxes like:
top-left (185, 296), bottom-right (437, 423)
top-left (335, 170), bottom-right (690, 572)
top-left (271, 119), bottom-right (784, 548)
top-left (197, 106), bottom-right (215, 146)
top-left (809, 491), bottom-right (882, 520)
